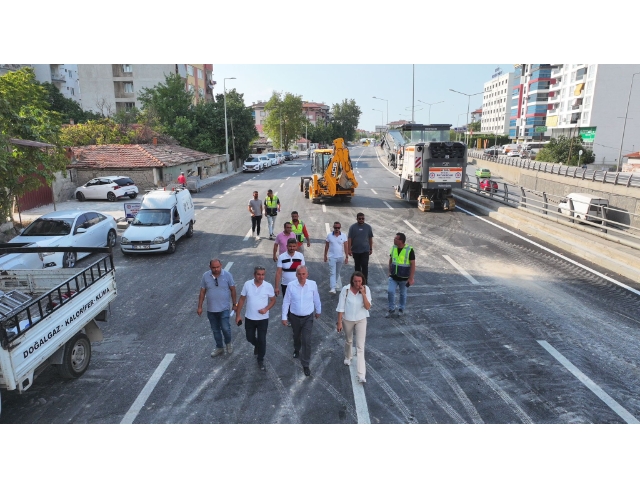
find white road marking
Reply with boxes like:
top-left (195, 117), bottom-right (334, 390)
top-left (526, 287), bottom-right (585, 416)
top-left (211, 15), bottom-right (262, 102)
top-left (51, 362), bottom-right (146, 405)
top-left (231, 187), bottom-right (236, 191)
top-left (286, 177), bottom-right (291, 180)
top-left (383, 201), bottom-right (393, 209)
top-left (211, 200), bottom-right (216, 204)
top-left (121, 353), bottom-right (175, 424)
top-left (292, 172), bottom-right (297, 175)
top-left (456, 207), bottom-right (640, 297)
top-left (325, 222), bottom-right (330, 234)
top-left (537, 340), bottom-right (640, 424)
top-left (200, 207), bottom-right (208, 211)
top-left (280, 183), bottom-right (284, 187)
top-left (219, 195), bottom-right (224, 198)
top-left (224, 262), bottom-right (233, 271)
top-left (349, 346), bottom-right (371, 424)
top-left (371, 189), bottom-right (378, 195)
top-left (364, 180), bottom-right (368, 184)
top-left (403, 219), bottom-right (421, 234)
top-left (243, 228), bottom-right (252, 241)
top-left (442, 255), bottom-right (479, 285)
top-left (322, 204), bottom-right (326, 213)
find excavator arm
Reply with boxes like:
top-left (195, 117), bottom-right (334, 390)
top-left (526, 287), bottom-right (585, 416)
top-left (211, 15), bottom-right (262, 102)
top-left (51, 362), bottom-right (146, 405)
top-left (323, 138), bottom-right (358, 194)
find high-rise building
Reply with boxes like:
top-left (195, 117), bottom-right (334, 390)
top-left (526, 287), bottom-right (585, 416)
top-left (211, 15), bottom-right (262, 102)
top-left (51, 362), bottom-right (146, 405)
top-left (510, 64), bottom-right (554, 141)
top-left (32, 64), bottom-right (81, 104)
top-left (481, 69), bottom-right (515, 135)
top-left (177, 64), bottom-right (214, 103)
top-left (75, 64), bottom-right (176, 115)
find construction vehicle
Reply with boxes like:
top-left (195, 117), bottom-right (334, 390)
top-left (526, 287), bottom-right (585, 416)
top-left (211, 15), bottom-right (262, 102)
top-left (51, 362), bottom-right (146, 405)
top-left (0, 245), bottom-right (116, 416)
top-left (300, 138), bottom-right (358, 203)
top-left (383, 124), bottom-right (466, 211)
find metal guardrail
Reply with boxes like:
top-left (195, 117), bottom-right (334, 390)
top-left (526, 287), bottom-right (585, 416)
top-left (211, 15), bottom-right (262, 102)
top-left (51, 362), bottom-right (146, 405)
top-left (462, 175), bottom-right (640, 250)
top-left (468, 150), bottom-right (640, 188)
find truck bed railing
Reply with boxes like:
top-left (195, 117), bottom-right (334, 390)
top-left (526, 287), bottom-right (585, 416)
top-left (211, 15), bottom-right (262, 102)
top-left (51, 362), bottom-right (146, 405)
top-left (0, 247), bottom-right (114, 349)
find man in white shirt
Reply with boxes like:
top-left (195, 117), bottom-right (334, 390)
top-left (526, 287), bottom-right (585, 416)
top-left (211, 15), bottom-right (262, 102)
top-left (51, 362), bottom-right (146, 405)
top-left (324, 221), bottom-right (348, 294)
top-left (281, 266), bottom-right (321, 377)
top-left (236, 266), bottom-right (276, 371)
top-left (275, 238), bottom-right (305, 297)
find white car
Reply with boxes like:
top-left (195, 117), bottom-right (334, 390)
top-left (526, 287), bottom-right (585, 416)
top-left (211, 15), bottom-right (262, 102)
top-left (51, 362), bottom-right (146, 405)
top-left (265, 153), bottom-right (279, 166)
top-left (291, 150), bottom-right (299, 159)
top-left (275, 153), bottom-right (285, 164)
top-left (243, 156), bottom-right (263, 172)
top-left (299, 150), bottom-right (309, 158)
top-left (259, 155), bottom-right (270, 168)
top-left (9, 210), bottom-right (118, 268)
top-left (75, 176), bottom-right (138, 202)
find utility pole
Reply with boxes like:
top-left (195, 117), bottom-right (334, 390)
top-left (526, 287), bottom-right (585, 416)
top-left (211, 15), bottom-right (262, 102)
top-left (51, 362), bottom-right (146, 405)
top-left (617, 72), bottom-right (640, 172)
top-left (230, 117), bottom-right (237, 171)
top-left (411, 64), bottom-right (415, 123)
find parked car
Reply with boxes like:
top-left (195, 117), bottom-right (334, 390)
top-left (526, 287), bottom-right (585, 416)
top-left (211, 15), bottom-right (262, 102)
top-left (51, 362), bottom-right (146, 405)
top-left (475, 168), bottom-right (491, 178)
top-left (266, 153), bottom-right (279, 166)
top-left (275, 153), bottom-right (285, 164)
top-left (9, 210), bottom-right (118, 268)
top-left (479, 179), bottom-right (499, 193)
top-left (299, 150), bottom-right (309, 158)
top-left (506, 151), bottom-right (521, 157)
top-left (243, 155), bottom-right (263, 172)
top-left (121, 188), bottom-right (195, 254)
top-left (282, 151), bottom-right (293, 161)
top-left (258, 155), bottom-right (270, 168)
top-left (291, 150), bottom-right (299, 159)
top-left (484, 146), bottom-right (501, 156)
top-left (75, 176), bottom-right (138, 202)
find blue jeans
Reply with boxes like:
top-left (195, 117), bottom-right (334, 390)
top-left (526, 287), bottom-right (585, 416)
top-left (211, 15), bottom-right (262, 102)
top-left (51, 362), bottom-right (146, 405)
top-left (207, 310), bottom-right (231, 348)
top-left (387, 277), bottom-right (408, 311)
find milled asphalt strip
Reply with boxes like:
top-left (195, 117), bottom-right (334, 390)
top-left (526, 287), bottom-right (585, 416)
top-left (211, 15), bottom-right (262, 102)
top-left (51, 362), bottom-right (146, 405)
top-left (349, 345), bottom-right (371, 424)
top-left (403, 220), bottom-right (421, 234)
top-left (442, 255), bottom-right (479, 285)
top-left (537, 340), bottom-right (640, 424)
top-left (121, 353), bottom-right (176, 424)
top-left (456, 206), bottom-right (640, 297)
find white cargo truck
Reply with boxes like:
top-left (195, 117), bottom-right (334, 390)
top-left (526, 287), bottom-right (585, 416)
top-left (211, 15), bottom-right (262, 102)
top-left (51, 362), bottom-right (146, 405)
top-left (0, 245), bottom-right (117, 416)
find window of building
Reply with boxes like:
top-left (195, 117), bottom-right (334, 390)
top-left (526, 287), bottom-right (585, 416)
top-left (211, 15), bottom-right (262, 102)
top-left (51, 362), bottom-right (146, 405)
top-left (70, 88), bottom-right (74, 95)
top-left (198, 87), bottom-right (204, 98)
top-left (123, 64), bottom-right (132, 73)
top-left (187, 65), bottom-right (194, 76)
top-left (188, 84), bottom-right (194, 92)
top-left (197, 69), bottom-right (203, 79)
top-left (584, 96), bottom-right (592, 108)
top-left (124, 82), bottom-right (134, 93)
top-left (125, 102), bottom-right (135, 111)
top-left (586, 81), bottom-right (593, 94)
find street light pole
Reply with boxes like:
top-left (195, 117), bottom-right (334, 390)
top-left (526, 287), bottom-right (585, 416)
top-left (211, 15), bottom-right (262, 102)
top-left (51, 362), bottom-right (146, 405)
top-left (617, 72), bottom-right (640, 172)
top-left (456, 113), bottom-right (467, 141)
top-left (417, 100), bottom-right (444, 125)
top-left (372, 96), bottom-right (388, 125)
top-left (450, 88), bottom-right (482, 146)
top-left (223, 77), bottom-right (236, 173)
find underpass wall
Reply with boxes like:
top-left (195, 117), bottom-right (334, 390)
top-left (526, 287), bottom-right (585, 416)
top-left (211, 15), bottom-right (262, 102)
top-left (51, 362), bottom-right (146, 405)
top-left (468, 154), bottom-right (640, 227)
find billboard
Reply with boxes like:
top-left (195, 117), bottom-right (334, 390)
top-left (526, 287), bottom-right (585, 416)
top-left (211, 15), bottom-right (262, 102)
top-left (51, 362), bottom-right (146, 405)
top-left (579, 126), bottom-right (596, 143)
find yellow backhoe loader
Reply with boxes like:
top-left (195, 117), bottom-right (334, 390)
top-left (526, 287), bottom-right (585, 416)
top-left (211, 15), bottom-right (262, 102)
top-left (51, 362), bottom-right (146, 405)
top-left (300, 138), bottom-right (358, 203)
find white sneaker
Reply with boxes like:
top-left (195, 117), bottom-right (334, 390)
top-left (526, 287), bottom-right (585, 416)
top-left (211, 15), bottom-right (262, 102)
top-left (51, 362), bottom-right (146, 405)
top-left (329, 288), bottom-right (336, 294)
top-left (226, 343), bottom-right (233, 354)
top-left (358, 377), bottom-right (366, 384)
top-left (256, 235), bottom-right (261, 240)
top-left (252, 231), bottom-right (256, 238)
top-left (343, 358), bottom-right (351, 366)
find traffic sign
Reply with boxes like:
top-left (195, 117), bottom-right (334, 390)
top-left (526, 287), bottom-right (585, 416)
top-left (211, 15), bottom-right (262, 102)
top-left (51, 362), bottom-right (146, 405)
top-left (535, 126), bottom-right (547, 133)
top-left (579, 126), bottom-right (596, 142)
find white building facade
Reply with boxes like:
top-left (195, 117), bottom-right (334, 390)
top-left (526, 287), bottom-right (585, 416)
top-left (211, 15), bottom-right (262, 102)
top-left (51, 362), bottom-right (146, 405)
top-left (546, 64), bottom-right (640, 165)
top-left (32, 64), bottom-right (81, 104)
top-left (76, 64), bottom-right (176, 115)
top-left (481, 70), bottom-right (515, 135)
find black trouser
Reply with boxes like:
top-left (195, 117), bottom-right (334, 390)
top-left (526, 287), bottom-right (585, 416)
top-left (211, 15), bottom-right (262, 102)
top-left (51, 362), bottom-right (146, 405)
top-left (352, 252), bottom-right (370, 283)
top-left (289, 312), bottom-right (314, 367)
top-left (281, 284), bottom-right (288, 297)
top-left (251, 215), bottom-right (262, 235)
top-left (245, 318), bottom-right (269, 362)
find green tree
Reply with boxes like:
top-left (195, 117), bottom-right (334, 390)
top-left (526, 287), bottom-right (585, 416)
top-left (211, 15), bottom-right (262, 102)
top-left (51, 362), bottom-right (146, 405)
top-left (0, 68), bottom-right (67, 221)
top-left (263, 91), bottom-right (306, 150)
top-left (468, 121), bottom-right (481, 132)
top-left (39, 81), bottom-right (99, 124)
top-left (330, 99), bottom-right (362, 142)
top-left (535, 136), bottom-right (595, 166)
top-left (59, 118), bottom-right (136, 146)
top-left (138, 73), bottom-right (194, 144)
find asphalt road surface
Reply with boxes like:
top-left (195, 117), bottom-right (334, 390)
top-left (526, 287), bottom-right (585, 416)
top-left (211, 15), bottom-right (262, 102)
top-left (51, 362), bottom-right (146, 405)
top-left (3, 145), bottom-right (640, 424)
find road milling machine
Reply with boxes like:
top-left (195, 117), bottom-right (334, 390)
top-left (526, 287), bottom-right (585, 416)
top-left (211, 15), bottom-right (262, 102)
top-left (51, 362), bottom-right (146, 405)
top-left (382, 124), bottom-right (467, 211)
top-left (300, 138), bottom-right (358, 203)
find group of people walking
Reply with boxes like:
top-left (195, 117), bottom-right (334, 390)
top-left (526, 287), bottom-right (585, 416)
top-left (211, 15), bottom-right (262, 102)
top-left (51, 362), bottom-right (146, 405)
top-left (197, 190), bottom-right (416, 383)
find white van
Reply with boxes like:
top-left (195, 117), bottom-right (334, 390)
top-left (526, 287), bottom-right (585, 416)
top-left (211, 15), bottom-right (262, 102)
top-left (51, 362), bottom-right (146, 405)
top-left (501, 144), bottom-right (521, 154)
top-left (120, 188), bottom-right (195, 254)
top-left (558, 193), bottom-right (609, 223)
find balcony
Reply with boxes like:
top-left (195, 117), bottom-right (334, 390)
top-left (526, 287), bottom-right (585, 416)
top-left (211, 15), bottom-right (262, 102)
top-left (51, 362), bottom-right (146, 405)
top-left (50, 71), bottom-right (66, 83)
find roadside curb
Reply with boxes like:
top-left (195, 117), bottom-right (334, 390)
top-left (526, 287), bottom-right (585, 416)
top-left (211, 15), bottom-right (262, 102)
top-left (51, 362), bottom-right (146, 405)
top-left (453, 190), bottom-right (640, 284)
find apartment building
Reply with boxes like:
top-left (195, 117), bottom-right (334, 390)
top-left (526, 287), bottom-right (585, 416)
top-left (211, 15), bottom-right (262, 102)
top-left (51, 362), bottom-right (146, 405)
top-left (510, 64), bottom-right (554, 141)
top-left (0, 63), bottom-right (30, 76)
top-left (546, 64), bottom-right (640, 164)
top-left (481, 70), bottom-right (515, 135)
top-left (32, 64), bottom-right (81, 104)
top-left (177, 64), bottom-right (214, 103)
top-left (75, 64), bottom-right (176, 115)
top-left (251, 100), bottom-right (331, 130)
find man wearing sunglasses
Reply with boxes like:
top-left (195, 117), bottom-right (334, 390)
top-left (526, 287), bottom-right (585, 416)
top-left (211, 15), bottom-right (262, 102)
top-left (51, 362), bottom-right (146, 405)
top-left (197, 259), bottom-right (237, 357)
top-left (324, 221), bottom-right (348, 294)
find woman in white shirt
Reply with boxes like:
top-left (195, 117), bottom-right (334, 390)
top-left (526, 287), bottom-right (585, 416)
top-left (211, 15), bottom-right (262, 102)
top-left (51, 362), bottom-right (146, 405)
top-left (336, 271), bottom-right (372, 383)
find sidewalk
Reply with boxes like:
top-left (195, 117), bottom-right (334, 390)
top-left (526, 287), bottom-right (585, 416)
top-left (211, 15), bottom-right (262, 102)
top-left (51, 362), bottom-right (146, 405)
top-left (13, 169), bottom-right (240, 225)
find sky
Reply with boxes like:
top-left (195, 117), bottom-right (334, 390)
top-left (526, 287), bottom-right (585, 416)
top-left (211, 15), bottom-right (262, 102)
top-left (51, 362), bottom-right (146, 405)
top-left (213, 64), bottom-right (516, 132)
